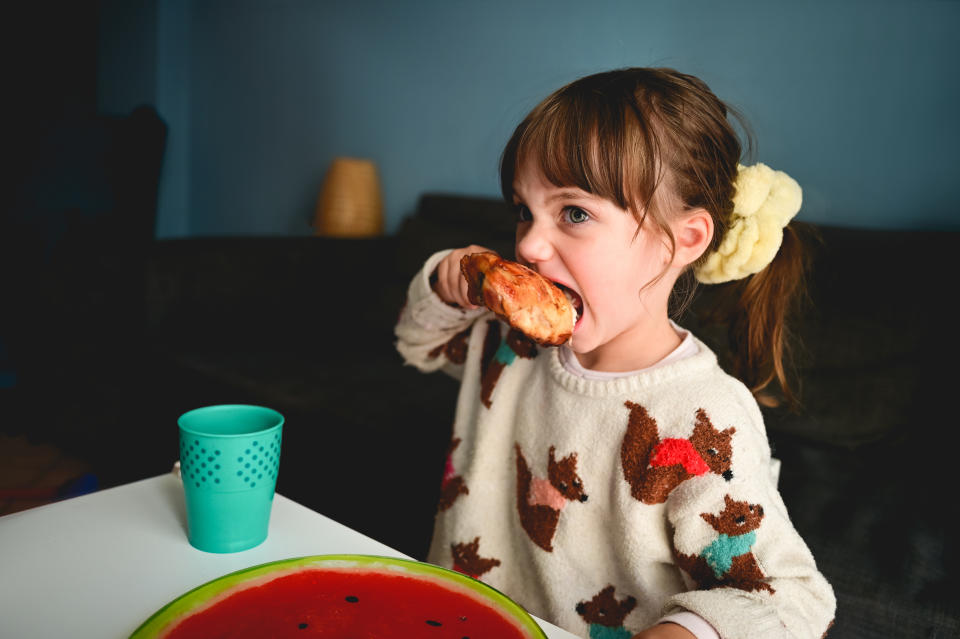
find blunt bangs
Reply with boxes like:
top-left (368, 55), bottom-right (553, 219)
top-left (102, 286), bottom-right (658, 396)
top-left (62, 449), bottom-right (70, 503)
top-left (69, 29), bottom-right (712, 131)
top-left (500, 76), bottom-right (663, 221)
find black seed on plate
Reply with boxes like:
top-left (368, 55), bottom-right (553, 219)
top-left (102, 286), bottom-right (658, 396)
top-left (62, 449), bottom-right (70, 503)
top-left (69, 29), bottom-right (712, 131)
top-left (345, 595), bottom-right (359, 603)
top-left (298, 622), bottom-right (308, 629)
top-left (426, 620), bottom-right (442, 626)
top-left (459, 616), bottom-right (467, 622)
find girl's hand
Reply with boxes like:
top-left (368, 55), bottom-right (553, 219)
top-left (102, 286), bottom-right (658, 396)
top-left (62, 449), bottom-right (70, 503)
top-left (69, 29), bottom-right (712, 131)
top-left (631, 623), bottom-right (697, 639)
top-left (431, 245), bottom-right (495, 309)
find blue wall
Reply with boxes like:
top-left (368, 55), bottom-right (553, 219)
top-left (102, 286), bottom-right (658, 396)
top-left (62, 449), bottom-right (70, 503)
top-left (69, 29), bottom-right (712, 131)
top-left (99, 1), bottom-right (960, 237)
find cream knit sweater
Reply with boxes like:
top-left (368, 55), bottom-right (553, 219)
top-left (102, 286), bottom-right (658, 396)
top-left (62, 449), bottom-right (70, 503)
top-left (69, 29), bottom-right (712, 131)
top-left (395, 251), bottom-right (835, 639)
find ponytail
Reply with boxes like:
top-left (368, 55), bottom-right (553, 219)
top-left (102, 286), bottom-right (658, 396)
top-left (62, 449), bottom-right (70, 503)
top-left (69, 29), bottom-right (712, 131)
top-left (705, 223), bottom-right (817, 409)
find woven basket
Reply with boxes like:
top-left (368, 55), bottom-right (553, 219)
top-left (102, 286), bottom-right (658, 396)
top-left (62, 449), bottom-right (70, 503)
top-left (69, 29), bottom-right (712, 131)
top-left (313, 157), bottom-right (384, 237)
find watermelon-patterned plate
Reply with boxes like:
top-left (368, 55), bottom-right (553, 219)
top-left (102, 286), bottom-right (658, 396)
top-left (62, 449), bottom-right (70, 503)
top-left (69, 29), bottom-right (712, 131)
top-left (130, 554), bottom-right (548, 638)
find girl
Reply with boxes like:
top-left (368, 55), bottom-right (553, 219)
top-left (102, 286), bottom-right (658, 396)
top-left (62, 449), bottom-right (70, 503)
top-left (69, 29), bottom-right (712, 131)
top-left (395, 68), bottom-right (835, 639)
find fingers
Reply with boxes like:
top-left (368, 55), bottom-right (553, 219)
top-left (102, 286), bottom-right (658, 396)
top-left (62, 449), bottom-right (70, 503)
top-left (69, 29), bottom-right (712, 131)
top-left (434, 247), bottom-right (475, 309)
top-left (432, 245), bottom-right (493, 309)
top-left (433, 251), bottom-right (467, 308)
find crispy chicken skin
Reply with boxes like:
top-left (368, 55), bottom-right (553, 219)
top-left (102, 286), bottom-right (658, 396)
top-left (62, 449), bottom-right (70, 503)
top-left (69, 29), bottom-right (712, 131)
top-left (460, 252), bottom-right (575, 346)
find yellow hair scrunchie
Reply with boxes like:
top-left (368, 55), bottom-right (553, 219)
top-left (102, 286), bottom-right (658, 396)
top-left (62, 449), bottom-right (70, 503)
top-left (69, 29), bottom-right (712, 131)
top-left (694, 162), bottom-right (802, 284)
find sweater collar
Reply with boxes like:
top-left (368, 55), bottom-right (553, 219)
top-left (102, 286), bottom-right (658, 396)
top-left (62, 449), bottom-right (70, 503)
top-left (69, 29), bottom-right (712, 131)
top-left (545, 332), bottom-right (720, 397)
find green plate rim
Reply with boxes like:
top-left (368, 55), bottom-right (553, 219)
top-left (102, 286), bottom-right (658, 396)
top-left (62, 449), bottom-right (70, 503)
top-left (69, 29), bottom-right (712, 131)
top-left (129, 554), bottom-right (547, 638)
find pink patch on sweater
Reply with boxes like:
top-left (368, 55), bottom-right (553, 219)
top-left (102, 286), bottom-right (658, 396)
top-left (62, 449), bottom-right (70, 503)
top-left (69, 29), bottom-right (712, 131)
top-left (529, 477), bottom-right (568, 510)
top-left (443, 456), bottom-right (456, 483)
top-left (650, 438), bottom-right (710, 476)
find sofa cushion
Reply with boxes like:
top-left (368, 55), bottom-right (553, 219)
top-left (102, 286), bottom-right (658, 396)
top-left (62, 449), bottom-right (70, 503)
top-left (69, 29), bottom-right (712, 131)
top-left (146, 236), bottom-right (402, 347)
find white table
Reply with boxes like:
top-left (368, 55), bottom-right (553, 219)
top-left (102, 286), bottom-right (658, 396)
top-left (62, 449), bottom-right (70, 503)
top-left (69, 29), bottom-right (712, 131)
top-left (0, 474), bottom-right (578, 638)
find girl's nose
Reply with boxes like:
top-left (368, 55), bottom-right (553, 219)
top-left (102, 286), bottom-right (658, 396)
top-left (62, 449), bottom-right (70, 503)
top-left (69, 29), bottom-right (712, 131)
top-left (515, 221), bottom-right (554, 265)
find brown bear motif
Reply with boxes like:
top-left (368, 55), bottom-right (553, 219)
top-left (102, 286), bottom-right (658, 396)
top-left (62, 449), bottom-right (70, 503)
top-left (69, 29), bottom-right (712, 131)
top-left (427, 326), bottom-right (471, 364)
top-left (575, 585), bottom-right (637, 639)
top-left (674, 494), bottom-right (775, 594)
top-left (515, 444), bottom-right (588, 552)
top-left (451, 537), bottom-right (501, 579)
top-left (437, 437), bottom-right (468, 511)
top-left (621, 401), bottom-right (735, 504)
top-left (480, 323), bottom-right (537, 408)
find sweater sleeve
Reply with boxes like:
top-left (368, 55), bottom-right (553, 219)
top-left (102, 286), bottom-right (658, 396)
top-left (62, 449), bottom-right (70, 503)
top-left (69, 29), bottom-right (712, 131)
top-left (662, 394), bottom-right (836, 639)
top-left (394, 249), bottom-right (488, 380)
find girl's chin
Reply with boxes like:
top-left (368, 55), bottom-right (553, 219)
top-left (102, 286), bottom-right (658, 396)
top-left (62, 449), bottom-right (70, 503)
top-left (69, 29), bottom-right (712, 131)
top-left (567, 328), bottom-right (596, 355)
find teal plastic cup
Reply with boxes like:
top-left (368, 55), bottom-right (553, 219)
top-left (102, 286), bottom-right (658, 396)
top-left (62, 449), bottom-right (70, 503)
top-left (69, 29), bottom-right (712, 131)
top-left (178, 405), bottom-right (284, 553)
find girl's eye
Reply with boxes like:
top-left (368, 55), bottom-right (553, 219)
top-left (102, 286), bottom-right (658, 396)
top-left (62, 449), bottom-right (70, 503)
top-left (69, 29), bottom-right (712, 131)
top-left (515, 204), bottom-right (532, 223)
top-left (563, 206), bottom-right (590, 224)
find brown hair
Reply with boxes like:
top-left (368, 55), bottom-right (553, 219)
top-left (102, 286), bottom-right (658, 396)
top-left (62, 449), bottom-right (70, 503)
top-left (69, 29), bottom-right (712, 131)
top-left (499, 68), bottom-right (811, 408)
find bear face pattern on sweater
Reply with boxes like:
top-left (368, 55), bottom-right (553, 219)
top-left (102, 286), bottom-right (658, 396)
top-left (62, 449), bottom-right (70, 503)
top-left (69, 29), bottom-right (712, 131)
top-left (515, 444), bottom-right (589, 551)
top-left (480, 322), bottom-right (537, 408)
top-left (674, 494), bottom-right (775, 595)
top-left (621, 401), bottom-right (735, 504)
top-left (575, 585), bottom-right (638, 639)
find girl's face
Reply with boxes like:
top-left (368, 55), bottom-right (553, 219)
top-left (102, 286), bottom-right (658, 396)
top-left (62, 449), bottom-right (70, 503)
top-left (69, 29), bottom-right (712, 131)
top-left (512, 158), bottom-right (682, 371)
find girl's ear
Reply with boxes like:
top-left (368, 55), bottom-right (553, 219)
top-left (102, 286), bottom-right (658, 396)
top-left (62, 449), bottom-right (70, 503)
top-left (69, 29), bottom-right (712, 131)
top-left (672, 208), bottom-right (714, 268)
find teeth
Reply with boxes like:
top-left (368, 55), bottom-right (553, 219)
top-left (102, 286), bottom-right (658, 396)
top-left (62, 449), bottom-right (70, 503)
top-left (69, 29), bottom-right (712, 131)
top-left (563, 289), bottom-right (581, 321)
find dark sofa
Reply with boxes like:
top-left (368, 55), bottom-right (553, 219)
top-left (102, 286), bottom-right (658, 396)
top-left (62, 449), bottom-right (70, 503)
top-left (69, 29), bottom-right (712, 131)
top-left (4, 174), bottom-right (959, 638)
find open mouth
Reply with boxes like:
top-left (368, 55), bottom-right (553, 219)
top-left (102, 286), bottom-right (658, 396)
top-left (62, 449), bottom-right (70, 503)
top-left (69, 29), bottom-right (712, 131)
top-left (555, 282), bottom-right (583, 328)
